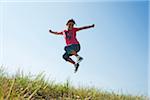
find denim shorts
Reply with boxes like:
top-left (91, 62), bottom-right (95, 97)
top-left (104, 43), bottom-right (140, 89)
top-left (64, 44), bottom-right (80, 55)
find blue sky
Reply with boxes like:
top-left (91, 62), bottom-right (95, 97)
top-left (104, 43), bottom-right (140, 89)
top-left (0, 1), bottom-right (149, 96)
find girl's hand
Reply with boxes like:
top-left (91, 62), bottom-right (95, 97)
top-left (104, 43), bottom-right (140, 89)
top-left (91, 24), bottom-right (95, 28)
top-left (49, 29), bottom-right (53, 33)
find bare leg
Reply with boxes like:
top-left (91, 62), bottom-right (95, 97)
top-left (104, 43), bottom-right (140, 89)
top-left (71, 50), bottom-right (78, 56)
top-left (67, 58), bottom-right (75, 64)
top-left (63, 53), bottom-right (75, 65)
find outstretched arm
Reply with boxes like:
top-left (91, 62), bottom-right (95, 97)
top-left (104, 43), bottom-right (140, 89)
top-left (49, 29), bottom-right (63, 35)
top-left (77, 24), bottom-right (95, 31)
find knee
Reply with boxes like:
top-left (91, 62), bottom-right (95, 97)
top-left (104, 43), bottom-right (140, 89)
top-left (62, 53), bottom-right (69, 61)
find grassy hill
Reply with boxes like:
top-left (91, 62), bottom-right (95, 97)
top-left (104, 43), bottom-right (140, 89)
top-left (0, 67), bottom-right (147, 100)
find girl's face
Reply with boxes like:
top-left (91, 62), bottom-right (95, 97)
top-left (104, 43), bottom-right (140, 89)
top-left (67, 22), bottom-right (74, 30)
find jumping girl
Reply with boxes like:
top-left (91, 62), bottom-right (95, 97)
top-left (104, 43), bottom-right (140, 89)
top-left (49, 19), bottom-right (94, 73)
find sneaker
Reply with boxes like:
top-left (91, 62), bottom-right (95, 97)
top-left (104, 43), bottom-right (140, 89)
top-left (77, 57), bottom-right (83, 63)
top-left (74, 63), bottom-right (79, 73)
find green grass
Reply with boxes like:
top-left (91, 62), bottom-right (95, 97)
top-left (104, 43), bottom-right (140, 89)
top-left (0, 67), bottom-right (148, 100)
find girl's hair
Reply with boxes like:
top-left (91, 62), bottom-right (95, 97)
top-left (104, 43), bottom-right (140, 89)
top-left (66, 19), bottom-right (76, 25)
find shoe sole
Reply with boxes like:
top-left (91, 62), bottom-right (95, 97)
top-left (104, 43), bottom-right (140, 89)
top-left (74, 66), bottom-right (79, 73)
top-left (74, 64), bottom-right (79, 73)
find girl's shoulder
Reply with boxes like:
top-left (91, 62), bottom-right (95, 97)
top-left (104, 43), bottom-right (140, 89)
top-left (64, 30), bottom-right (67, 32)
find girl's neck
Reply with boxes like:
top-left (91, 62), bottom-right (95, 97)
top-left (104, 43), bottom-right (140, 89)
top-left (68, 28), bottom-right (73, 31)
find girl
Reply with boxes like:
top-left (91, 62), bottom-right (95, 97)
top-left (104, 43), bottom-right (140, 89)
top-left (49, 19), bottom-right (94, 73)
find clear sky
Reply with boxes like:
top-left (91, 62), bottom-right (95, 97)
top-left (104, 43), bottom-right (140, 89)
top-left (0, 0), bottom-right (148, 96)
